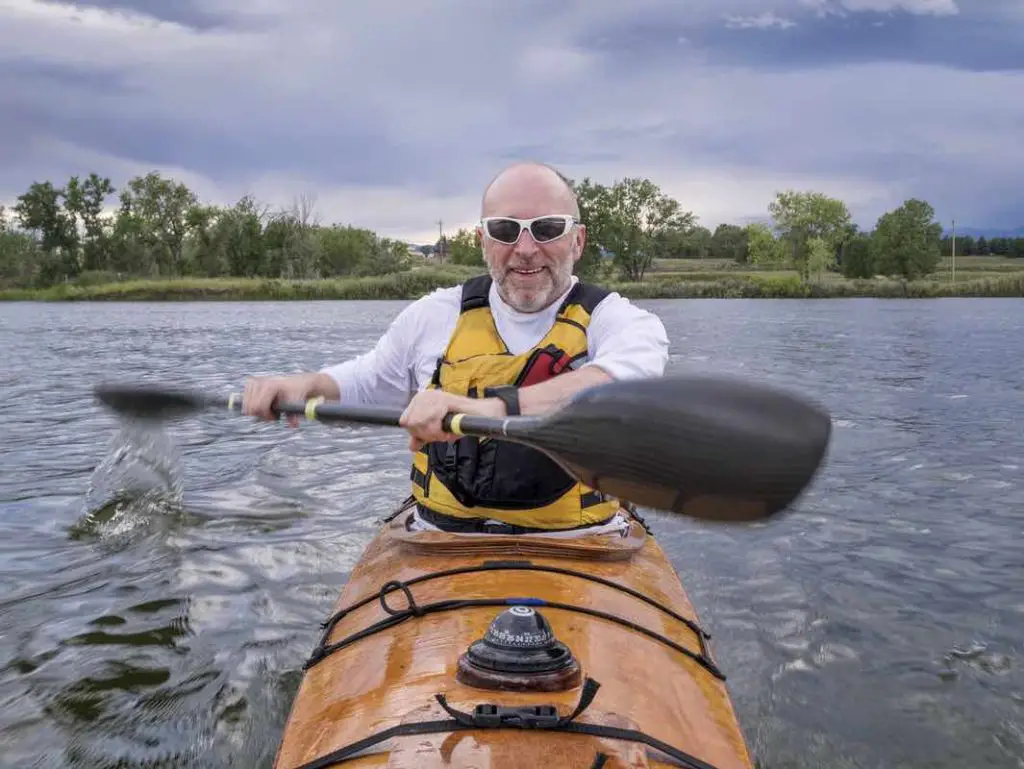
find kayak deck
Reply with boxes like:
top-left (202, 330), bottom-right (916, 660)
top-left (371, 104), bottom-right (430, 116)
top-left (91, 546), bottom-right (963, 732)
top-left (273, 504), bottom-right (754, 769)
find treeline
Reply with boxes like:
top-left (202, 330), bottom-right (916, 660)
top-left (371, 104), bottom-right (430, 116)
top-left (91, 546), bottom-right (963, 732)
top-left (1, 169), bottom-right (1021, 290)
top-left (0, 172), bottom-right (416, 289)
top-left (564, 181), bottom-right (1022, 283)
top-left (938, 234), bottom-right (1022, 258)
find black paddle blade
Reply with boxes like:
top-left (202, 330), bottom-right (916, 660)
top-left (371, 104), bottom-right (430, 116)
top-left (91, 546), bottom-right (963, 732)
top-left (513, 373), bottom-right (832, 522)
top-left (93, 383), bottom-right (230, 420)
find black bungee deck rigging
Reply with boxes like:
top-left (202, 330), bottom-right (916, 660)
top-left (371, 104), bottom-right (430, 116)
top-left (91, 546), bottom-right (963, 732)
top-left (282, 499), bottom-right (733, 769)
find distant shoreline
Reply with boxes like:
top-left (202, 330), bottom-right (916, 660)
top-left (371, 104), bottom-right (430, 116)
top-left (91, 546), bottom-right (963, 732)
top-left (3, 270), bottom-right (1023, 301)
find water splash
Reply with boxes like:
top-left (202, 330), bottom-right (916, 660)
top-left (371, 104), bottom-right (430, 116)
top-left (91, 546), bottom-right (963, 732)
top-left (940, 640), bottom-right (1014, 679)
top-left (70, 422), bottom-right (187, 543)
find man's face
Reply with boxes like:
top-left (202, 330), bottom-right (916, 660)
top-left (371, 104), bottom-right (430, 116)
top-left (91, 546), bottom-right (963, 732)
top-left (476, 169), bottom-right (584, 313)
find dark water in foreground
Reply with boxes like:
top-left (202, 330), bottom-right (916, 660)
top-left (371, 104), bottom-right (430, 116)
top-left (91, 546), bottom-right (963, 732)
top-left (0, 298), bottom-right (1022, 768)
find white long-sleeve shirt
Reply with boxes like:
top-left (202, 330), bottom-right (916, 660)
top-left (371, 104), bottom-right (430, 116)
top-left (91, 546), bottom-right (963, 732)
top-left (321, 276), bottom-right (670, 407)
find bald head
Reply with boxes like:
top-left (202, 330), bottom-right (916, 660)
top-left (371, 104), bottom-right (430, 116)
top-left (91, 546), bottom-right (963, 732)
top-left (481, 162), bottom-right (580, 218)
top-left (475, 161), bottom-right (585, 313)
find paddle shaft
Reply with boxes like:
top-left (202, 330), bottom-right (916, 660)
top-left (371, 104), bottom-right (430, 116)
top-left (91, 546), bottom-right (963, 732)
top-left (220, 393), bottom-right (530, 439)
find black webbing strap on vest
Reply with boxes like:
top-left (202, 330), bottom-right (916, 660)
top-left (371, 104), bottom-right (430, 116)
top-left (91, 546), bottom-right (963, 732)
top-left (460, 273), bottom-right (493, 312)
top-left (555, 280), bottom-right (610, 333)
top-left (459, 274), bottom-right (611, 317)
top-left (287, 676), bottom-right (724, 769)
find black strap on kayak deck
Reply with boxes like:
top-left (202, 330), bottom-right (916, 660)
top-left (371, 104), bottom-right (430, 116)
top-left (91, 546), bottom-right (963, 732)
top-left (304, 559), bottom-right (723, 680)
top-left (305, 589), bottom-right (723, 680)
top-left (288, 676), bottom-right (723, 769)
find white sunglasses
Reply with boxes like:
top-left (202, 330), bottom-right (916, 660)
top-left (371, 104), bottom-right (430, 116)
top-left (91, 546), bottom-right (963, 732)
top-left (480, 215), bottom-right (577, 244)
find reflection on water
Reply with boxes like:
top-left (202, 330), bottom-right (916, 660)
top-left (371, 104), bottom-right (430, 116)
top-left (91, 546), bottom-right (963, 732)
top-left (1, 297), bottom-right (1022, 768)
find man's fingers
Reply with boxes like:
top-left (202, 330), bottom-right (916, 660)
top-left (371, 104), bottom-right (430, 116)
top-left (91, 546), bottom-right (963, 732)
top-left (400, 392), bottom-right (467, 451)
top-left (242, 379), bottom-right (255, 416)
top-left (240, 377), bottom-right (311, 422)
top-left (244, 380), bottom-right (274, 420)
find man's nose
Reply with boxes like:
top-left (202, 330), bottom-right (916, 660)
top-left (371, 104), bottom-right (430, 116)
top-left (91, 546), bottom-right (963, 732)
top-left (513, 225), bottom-right (540, 255)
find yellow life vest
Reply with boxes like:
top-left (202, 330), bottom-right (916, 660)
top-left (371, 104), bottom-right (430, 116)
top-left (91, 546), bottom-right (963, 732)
top-left (409, 275), bottom-right (621, 530)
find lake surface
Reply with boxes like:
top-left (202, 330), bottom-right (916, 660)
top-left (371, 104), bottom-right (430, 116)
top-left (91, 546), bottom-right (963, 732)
top-left (1, 297), bottom-right (1022, 768)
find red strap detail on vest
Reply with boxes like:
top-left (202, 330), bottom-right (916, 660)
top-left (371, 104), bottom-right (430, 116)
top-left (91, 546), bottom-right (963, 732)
top-left (516, 346), bottom-right (573, 388)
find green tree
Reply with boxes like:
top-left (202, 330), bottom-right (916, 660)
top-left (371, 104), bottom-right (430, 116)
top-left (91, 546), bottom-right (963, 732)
top-left (943, 234), bottom-right (976, 256)
top-left (870, 198), bottom-right (943, 280)
top-left (839, 232), bottom-right (875, 278)
top-left (989, 237), bottom-right (1010, 256)
top-left (710, 223), bottom-right (750, 263)
top-left (568, 178), bottom-right (610, 280)
top-left (672, 225), bottom-right (712, 259)
top-left (267, 193), bottom-right (321, 279)
top-left (116, 171), bottom-right (198, 275)
top-left (447, 228), bottom-right (484, 266)
top-left (768, 190), bottom-right (853, 281)
top-left (745, 222), bottom-right (786, 267)
top-left (354, 236), bottom-right (407, 276)
top-left (217, 196), bottom-right (268, 277)
top-left (64, 173), bottom-right (115, 272)
top-left (0, 206), bottom-right (40, 287)
top-left (13, 180), bottom-right (80, 283)
top-left (184, 204), bottom-right (227, 276)
top-left (573, 176), bottom-right (695, 282)
top-left (318, 225), bottom-right (375, 276)
top-left (806, 236), bottom-right (836, 280)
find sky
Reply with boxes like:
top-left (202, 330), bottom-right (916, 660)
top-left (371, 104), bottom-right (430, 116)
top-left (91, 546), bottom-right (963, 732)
top-left (1, 0), bottom-right (1022, 244)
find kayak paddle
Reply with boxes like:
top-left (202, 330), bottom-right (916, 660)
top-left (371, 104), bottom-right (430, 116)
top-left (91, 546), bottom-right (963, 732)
top-left (93, 374), bottom-right (832, 523)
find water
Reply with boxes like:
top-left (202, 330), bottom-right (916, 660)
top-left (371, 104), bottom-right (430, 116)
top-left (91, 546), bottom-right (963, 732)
top-left (0, 297), bottom-right (1022, 768)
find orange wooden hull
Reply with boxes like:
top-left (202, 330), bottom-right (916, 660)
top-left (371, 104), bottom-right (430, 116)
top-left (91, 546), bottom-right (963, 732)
top-left (273, 504), bottom-right (754, 769)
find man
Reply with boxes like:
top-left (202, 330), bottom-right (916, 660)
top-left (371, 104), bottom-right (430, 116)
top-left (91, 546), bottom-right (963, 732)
top-left (243, 162), bottom-right (669, 535)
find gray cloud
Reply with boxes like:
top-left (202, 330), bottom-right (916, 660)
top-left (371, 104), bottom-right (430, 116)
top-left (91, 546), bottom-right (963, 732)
top-left (46, 0), bottom-right (235, 30)
top-left (1, 0), bottom-right (1021, 241)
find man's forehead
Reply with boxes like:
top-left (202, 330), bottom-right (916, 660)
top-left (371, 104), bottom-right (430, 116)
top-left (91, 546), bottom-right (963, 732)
top-left (481, 163), bottom-right (579, 216)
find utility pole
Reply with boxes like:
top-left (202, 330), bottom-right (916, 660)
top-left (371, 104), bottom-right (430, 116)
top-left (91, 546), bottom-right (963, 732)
top-left (436, 218), bottom-right (445, 264)
top-left (951, 218), bottom-right (956, 285)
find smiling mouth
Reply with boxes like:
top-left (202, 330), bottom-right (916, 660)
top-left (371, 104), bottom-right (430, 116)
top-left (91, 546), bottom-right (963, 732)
top-left (510, 266), bottom-right (545, 276)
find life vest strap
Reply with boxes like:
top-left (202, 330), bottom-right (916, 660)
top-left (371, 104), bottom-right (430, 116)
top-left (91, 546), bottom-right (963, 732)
top-left (458, 275), bottom-right (611, 317)
top-left (459, 274), bottom-right (493, 312)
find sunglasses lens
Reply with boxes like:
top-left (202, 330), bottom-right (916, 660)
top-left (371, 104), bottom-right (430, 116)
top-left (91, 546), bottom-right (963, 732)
top-left (486, 219), bottom-right (522, 243)
top-left (530, 217), bottom-right (570, 242)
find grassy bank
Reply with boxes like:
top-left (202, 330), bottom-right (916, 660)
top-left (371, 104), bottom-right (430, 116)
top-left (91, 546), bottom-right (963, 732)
top-left (0, 267), bottom-right (481, 302)
top-left (3, 258), bottom-right (1023, 301)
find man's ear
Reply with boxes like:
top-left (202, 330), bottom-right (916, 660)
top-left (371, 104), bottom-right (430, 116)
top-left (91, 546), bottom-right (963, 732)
top-left (573, 223), bottom-right (587, 262)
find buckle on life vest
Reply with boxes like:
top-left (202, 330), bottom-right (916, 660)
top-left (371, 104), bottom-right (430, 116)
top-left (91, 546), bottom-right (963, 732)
top-left (516, 344), bottom-right (573, 388)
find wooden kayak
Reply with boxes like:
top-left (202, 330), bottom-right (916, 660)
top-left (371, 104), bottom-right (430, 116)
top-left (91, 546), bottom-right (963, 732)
top-left (272, 500), bottom-right (755, 769)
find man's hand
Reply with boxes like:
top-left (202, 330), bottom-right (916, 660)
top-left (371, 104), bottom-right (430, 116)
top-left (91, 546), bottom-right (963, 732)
top-left (399, 368), bottom-right (614, 452)
top-left (242, 372), bottom-right (339, 427)
top-left (399, 390), bottom-right (505, 451)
